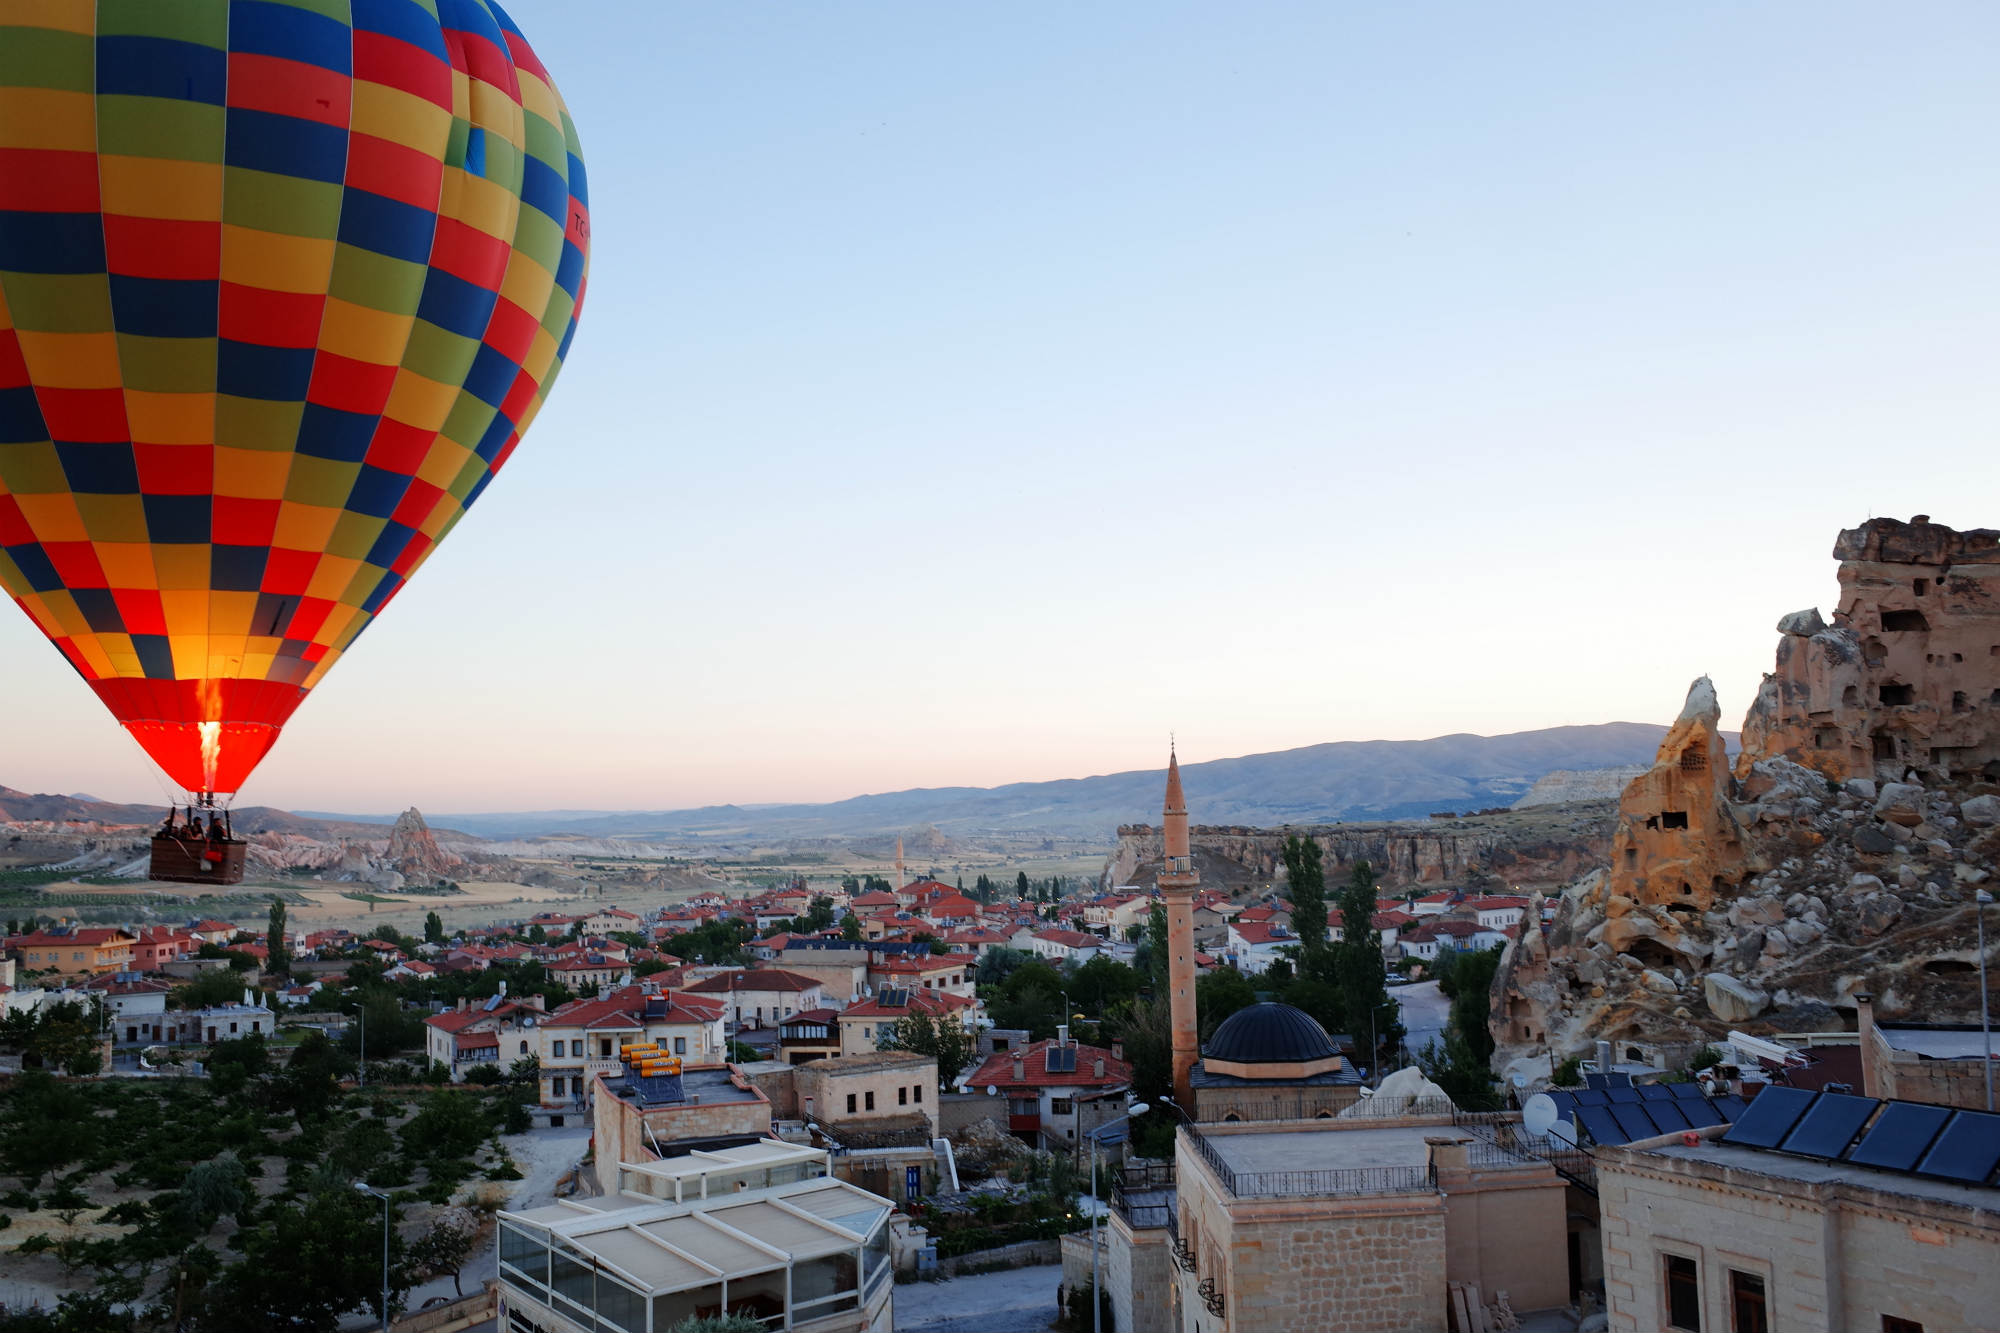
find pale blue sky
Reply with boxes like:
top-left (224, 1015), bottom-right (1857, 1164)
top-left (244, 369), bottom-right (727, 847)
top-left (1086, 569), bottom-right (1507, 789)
top-left (7, 2), bottom-right (1998, 811)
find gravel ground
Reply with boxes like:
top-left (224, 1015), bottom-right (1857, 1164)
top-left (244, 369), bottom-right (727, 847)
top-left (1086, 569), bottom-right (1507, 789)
top-left (892, 1263), bottom-right (1062, 1333)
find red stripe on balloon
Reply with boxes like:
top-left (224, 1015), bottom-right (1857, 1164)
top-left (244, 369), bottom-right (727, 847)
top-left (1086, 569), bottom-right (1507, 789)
top-left (226, 53), bottom-right (353, 128)
top-left (102, 216), bottom-right (221, 281)
top-left (0, 149), bottom-right (99, 211)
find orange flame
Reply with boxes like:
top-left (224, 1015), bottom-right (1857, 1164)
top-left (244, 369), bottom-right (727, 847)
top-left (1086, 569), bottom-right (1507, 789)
top-left (198, 721), bottom-right (222, 796)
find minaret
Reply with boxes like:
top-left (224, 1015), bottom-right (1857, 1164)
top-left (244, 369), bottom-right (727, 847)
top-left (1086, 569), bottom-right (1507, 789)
top-left (1159, 746), bottom-right (1200, 1107)
top-left (895, 836), bottom-right (905, 893)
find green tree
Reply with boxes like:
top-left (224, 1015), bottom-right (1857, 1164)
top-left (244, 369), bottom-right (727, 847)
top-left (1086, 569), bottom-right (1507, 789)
top-left (878, 1012), bottom-right (976, 1085)
top-left (1, 999), bottom-right (104, 1075)
top-left (1, 1072), bottom-right (91, 1187)
top-left (1194, 967), bottom-right (1256, 1039)
top-left (400, 1091), bottom-right (490, 1159)
top-left (1433, 943), bottom-right (1504, 1068)
top-left (195, 1183), bottom-right (407, 1332)
top-left (423, 911), bottom-right (445, 945)
top-left (266, 898), bottom-right (290, 976)
top-left (1281, 835), bottom-right (1327, 953)
top-left (1336, 860), bottom-right (1398, 1064)
top-left (1142, 901), bottom-right (1169, 990)
top-left (1416, 1027), bottom-right (1499, 1110)
top-left (174, 1152), bottom-right (250, 1232)
top-left (804, 896), bottom-right (835, 931)
top-left (275, 1030), bottom-right (350, 1123)
top-left (975, 947), bottom-right (1031, 987)
top-left (1069, 955), bottom-right (1139, 1017)
top-left (838, 913), bottom-right (862, 942)
top-left (173, 968), bottom-right (255, 1010)
top-left (204, 1033), bottom-right (270, 1095)
top-left (1015, 871), bottom-right (1030, 900)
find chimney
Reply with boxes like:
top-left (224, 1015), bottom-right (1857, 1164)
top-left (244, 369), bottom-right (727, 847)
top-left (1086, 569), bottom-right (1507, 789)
top-left (1111, 1039), bottom-right (1124, 1061)
top-left (1057, 1023), bottom-right (1070, 1047)
top-left (1595, 1039), bottom-right (1613, 1073)
top-left (458, 997), bottom-right (468, 1013)
top-left (1855, 992), bottom-right (1880, 1099)
top-left (497, 979), bottom-right (507, 996)
top-left (1012, 1053), bottom-right (1025, 1082)
top-left (1093, 1057), bottom-right (1105, 1079)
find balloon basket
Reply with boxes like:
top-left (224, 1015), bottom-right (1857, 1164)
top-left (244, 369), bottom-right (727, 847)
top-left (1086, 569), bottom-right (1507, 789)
top-left (149, 834), bottom-right (246, 886)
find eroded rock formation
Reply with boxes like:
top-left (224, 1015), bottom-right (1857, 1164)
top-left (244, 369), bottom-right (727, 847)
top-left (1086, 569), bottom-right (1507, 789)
top-left (386, 807), bottom-right (457, 883)
top-left (1491, 516), bottom-right (2000, 1089)
top-left (1738, 516), bottom-right (2000, 783)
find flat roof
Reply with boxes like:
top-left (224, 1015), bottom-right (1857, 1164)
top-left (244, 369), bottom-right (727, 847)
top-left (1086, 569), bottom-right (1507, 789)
top-left (1632, 1139), bottom-right (2000, 1215)
top-left (1203, 1124), bottom-right (1440, 1175)
top-left (1880, 1027), bottom-right (2000, 1060)
top-left (499, 1166), bottom-right (893, 1296)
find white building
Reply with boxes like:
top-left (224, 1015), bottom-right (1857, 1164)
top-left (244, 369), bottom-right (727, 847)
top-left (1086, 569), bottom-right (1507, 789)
top-left (1023, 928), bottom-right (1103, 965)
top-left (680, 968), bottom-right (826, 1030)
top-left (496, 1141), bottom-right (895, 1333)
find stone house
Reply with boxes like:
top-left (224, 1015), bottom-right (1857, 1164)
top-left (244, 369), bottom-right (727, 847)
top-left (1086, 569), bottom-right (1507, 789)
top-left (836, 989), bottom-right (977, 1058)
top-left (537, 987), bottom-right (724, 1106)
top-left (79, 972), bottom-right (171, 1044)
top-left (680, 967), bottom-right (825, 1030)
top-left (962, 1031), bottom-right (1132, 1150)
top-left (1596, 1122), bottom-right (2000, 1333)
top-left (795, 1050), bottom-right (940, 1142)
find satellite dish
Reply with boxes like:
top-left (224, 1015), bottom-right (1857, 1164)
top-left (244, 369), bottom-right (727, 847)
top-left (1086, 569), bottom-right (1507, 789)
top-left (1522, 1093), bottom-right (1561, 1138)
top-left (1548, 1117), bottom-right (1579, 1148)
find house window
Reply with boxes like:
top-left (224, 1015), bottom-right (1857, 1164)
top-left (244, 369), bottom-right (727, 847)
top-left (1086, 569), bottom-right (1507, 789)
top-left (551, 1077), bottom-right (565, 1096)
top-left (1729, 1272), bottom-right (1767, 1333)
top-left (520, 1041), bottom-right (529, 1054)
top-left (914, 1085), bottom-right (923, 1103)
top-left (863, 1027), bottom-right (873, 1040)
top-left (865, 1090), bottom-right (875, 1111)
top-left (1050, 1098), bottom-right (1074, 1116)
top-left (1882, 1322), bottom-right (1923, 1333)
top-left (674, 1037), bottom-right (686, 1055)
top-left (1665, 1254), bottom-right (1701, 1331)
top-left (599, 1039), bottom-right (613, 1059)
top-left (846, 1094), bottom-right (857, 1114)
top-left (898, 1087), bottom-right (908, 1106)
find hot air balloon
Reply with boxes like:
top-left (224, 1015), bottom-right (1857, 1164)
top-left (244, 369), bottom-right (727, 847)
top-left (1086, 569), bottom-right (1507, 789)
top-left (0, 0), bottom-right (589, 882)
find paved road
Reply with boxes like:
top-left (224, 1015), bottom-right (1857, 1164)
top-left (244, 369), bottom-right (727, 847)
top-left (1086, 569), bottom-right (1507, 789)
top-left (894, 1263), bottom-right (1061, 1333)
top-left (1394, 980), bottom-right (1451, 1064)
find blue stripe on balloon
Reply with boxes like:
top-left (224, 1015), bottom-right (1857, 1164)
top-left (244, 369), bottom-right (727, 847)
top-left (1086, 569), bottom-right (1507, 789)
top-left (227, 0), bottom-right (354, 74)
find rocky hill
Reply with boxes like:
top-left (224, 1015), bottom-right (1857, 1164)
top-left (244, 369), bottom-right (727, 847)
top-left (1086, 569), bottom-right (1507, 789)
top-left (1490, 515), bottom-right (2000, 1087)
top-left (342, 722), bottom-right (1681, 842)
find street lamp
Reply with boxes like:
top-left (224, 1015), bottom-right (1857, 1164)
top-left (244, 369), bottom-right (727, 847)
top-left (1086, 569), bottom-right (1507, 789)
top-left (354, 1181), bottom-right (391, 1333)
top-left (1978, 889), bottom-right (1993, 1114)
top-left (1089, 1100), bottom-right (1149, 1333)
top-left (1369, 1001), bottom-right (1399, 1088)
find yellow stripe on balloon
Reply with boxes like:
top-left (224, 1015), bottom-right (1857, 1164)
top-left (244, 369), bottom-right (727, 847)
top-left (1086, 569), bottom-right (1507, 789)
top-left (219, 226), bottom-right (337, 294)
top-left (100, 156), bottom-right (226, 222)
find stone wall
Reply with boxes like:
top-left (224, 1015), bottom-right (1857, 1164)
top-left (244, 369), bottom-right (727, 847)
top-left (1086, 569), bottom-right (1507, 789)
top-left (1107, 1211), bottom-right (1174, 1333)
top-left (588, 1071), bottom-right (772, 1194)
top-left (1597, 1140), bottom-right (2000, 1333)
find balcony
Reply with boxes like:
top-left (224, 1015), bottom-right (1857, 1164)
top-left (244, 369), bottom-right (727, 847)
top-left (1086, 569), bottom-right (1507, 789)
top-left (1008, 1114), bottom-right (1041, 1133)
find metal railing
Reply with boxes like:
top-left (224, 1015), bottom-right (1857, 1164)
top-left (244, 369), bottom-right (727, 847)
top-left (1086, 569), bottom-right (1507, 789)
top-left (1164, 1212), bottom-right (1196, 1273)
top-left (1198, 1277), bottom-right (1226, 1318)
top-left (1447, 1114), bottom-right (1599, 1194)
top-left (1181, 1123), bottom-right (1433, 1198)
top-left (1193, 1093), bottom-right (1459, 1123)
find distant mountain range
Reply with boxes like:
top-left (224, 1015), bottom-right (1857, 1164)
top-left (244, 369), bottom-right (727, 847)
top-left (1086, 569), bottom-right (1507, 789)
top-left (287, 722), bottom-right (1689, 842)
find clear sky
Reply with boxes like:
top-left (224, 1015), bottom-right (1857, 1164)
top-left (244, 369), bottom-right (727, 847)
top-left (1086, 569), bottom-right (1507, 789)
top-left (5, 2), bottom-right (1997, 813)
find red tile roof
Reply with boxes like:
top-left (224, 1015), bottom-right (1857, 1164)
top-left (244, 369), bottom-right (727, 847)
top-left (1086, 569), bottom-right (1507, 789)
top-left (965, 1038), bottom-right (1131, 1091)
top-left (1031, 929), bottom-right (1098, 950)
top-left (841, 990), bottom-right (974, 1019)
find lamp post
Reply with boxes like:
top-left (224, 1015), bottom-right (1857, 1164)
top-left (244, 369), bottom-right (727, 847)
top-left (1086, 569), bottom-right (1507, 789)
top-left (354, 1181), bottom-right (391, 1333)
top-left (1978, 889), bottom-right (1993, 1113)
top-left (1369, 1001), bottom-right (1398, 1088)
top-left (1089, 1101), bottom-right (1150, 1333)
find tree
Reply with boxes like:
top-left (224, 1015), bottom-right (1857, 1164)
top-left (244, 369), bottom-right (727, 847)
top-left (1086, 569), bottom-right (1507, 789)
top-left (267, 898), bottom-right (290, 976)
top-left (400, 1091), bottom-right (490, 1159)
top-left (410, 1207), bottom-right (479, 1297)
top-left (1, 999), bottom-right (104, 1075)
top-left (879, 1012), bottom-right (976, 1085)
top-left (174, 968), bottom-right (255, 1011)
top-left (175, 1153), bottom-right (250, 1232)
top-left (838, 913), bottom-right (862, 942)
top-left (1142, 901), bottom-right (1169, 990)
top-left (1069, 956), bottom-right (1139, 1017)
top-left (975, 947), bottom-right (1031, 987)
top-left (1335, 860), bottom-right (1398, 1064)
top-left (423, 911), bottom-right (445, 945)
top-left (275, 1030), bottom-right (350, 1123)
top-left (1, 1072), bottom-right (91, 1187)
top-left (1433, 943), bottom-right (1504, 1068)
top-left (804, 896), bottom-right (835, 931)
top-left (204, 1033), bottom-right (270, 1095)
top-left (1194, 967), bottom-right (1256, 1039)
top-left (1015, 871), bottom-right (1030, 900)
top-left (195, 1183), bottom-right (407, 1332)
top-left (1282, 835), bottom-right (1327, 953)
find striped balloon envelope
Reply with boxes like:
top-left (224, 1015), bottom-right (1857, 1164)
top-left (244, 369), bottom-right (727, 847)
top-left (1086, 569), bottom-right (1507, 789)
top-left (0, 0), bottom-right (589, 797)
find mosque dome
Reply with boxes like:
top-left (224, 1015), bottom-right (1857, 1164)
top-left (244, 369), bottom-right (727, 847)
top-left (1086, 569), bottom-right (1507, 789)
top-left (1200, 1002), bottom-right (1345, 1080)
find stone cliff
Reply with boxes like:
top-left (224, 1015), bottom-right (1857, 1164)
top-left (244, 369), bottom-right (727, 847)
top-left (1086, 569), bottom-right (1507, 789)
top-left (1105, 806), bottom-right (1611, 894)
top-left (1491, 516), bottom-right (2000, 1088)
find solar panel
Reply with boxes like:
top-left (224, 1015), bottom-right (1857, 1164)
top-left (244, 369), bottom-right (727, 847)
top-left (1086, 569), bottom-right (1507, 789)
top-left (1711, 1095), bottom-right (1748, 1122)
top-left (1722, 1086), bottom-right (1818, 1149)
top-left (1584, 1073), bottom-right (1609, 1092)
top-left (1644, 1101), bottom-right (1694, 1135)
top-left (1916, 1110), bottom-right (2000, 1185)
top-left (1574, 1089), bottom-right (1610, 1107)
top-left (1546, 1092), bottom-right (1577, 1122)
top-left (1045, 1045), bottom-right (1077, 1073)
top-left (878, 988), bottom-right (909, 1007)
top-left (1637, 1084), bottom-right (1674, 1102)
top-left (1779, 1093), bottom-right (1880, 1159)
top-left (1846, 1102), bottom-right (1954, 1172)
top-left (1577, 1106), bottom-right (1626, 1146)
top-left (1610, 1104), bottom-right (1657, 1143)
top-left (1605, 1086), bottom-right (1641, 1105)
top-left (1670, 1082), bottom-right (1707, 1101)
top-left (1679, 1098), bottom-right (1725, 1129)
